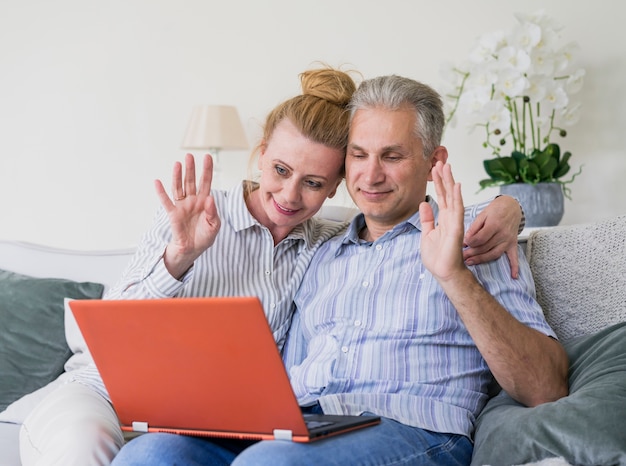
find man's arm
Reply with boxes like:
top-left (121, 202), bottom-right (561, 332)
top-left (419, 162), bottom-right (568, 407)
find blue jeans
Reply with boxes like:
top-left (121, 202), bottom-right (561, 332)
top-left (111, 416), bottom-right (472, 466)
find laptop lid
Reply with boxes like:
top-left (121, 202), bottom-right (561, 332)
top-left (69, 297), bottom-right (379, 442)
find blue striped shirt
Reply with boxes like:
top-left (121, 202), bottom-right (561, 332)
top-left (284, 197), bottom-right (555, 438)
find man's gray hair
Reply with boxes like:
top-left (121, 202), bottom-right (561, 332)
top-left (347, 75), bottom-right (444, 158)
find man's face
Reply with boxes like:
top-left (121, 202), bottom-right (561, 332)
top-left (346, 106), bottom-right (446, 234)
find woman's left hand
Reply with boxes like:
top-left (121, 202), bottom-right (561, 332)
top-left (463, 195), bottom-right (522, 278)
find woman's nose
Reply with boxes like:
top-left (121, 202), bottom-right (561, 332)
top-left (282, 178), bottom-right (302, 204)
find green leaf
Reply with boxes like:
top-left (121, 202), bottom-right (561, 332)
top-left (554, 151), bottom-right (572, 179)
top-left (517, 157), bottom-right (530, 183)
top-left (511, 151), bottom-right (528, 163)
top-left (483, 157), bottom-right (517, 183)
top-left (479, 178), bottom-right (499, 189)
top-left (542, 143), bottom-right (560, 160)
top-left (538, 157), bottom-right (558, 180)
top-left (523, 161), bottom-right (540, 183)
top-left (532, 150), bottom-right (553, 170)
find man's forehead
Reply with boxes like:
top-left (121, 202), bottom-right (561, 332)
top-left (350, 106), bottom-right (416, 131)
top-left (348, 108), bottom-right (421, 153)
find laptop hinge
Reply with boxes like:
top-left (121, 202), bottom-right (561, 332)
top-left (132, 421), bottom-right (149, 433)
top-left (273, 429), bottom-right (293, 441)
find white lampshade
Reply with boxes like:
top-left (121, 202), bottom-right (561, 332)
top-left (181, 105), bottom-right (248, 151)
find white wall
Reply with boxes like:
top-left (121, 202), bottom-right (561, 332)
top-left (1, 0), bottom-right (625, 249)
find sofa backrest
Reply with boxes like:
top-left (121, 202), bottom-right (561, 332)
top-left (0, 206), bottom-right (359, 290)
top-left (526, 214), bottom-right (626, 343)
top-left (0, 241), bottom-right (135, 290)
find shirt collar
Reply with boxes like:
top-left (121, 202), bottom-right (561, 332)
top-left (333, 196), bottom-right (439, 254)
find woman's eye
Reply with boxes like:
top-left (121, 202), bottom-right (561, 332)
top-left (275, 165), bottom-right (288, 176)
top-left (305, 180), bottom-right (322, 189)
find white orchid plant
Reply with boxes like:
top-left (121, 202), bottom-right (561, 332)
top-left (441, 11), bottom-right (584, 197)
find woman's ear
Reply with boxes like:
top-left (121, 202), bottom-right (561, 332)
top-left (257, 140), bottom-right (267, 170)
top-left (326, 176), bottom-right (344, 199)
top-left (427, 146), bottom-right (449, 181)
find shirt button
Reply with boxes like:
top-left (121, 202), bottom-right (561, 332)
top-left (270, 303), bottom-right (276, 309)
top-left (265, 270), bottom-right (271, 275)
top-left (362, 281), bottom-right (369, 287)
top-left (375, 244), bottom-right (382, 251)
top-left (341, 346), bottom-right (349, 353)
top-left (419, 273), bottom-right (425, 280)
top-left (354, 320), bottom-right (361, 327)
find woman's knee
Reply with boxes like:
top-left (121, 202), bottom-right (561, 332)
top-left (20, 383), bottom-right (124, 466)
top-left (114, 433), bottom-right (236, 466)
top-left (232, 441), bottom-right (310, 466)
top-left (113, 433), bottom-right (173, 465)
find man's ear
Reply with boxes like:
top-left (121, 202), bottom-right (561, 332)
top-left (427, 146), bottom-right (449, 181)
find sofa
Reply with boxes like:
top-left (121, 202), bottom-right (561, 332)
top-left (1, 213), bottom-right (625, 466)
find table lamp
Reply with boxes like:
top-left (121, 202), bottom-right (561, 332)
top-left (180, 105), bottom-right (249, 170)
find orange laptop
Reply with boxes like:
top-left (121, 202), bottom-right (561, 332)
top-left (69, 297), bottom-right (380, 442)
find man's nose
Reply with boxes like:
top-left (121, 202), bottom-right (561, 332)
top-left (363, 157), bottom-right (384, 184)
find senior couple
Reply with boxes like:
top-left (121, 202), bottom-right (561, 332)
top-left (21, 67), bottom-right (568, 466)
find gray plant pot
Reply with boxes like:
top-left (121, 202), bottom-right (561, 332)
top-left (499, 182), bottom-right (564, 227)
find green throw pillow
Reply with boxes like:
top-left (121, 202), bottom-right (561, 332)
top-left (0, 268), bottom-right (104, 412)
top-left (471, 322), bottom-right (626, 466)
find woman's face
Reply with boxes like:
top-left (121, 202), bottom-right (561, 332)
top-left (249, 119), bottom-right (344, 240)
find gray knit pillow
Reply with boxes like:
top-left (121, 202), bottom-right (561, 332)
top-left (526, 215), bottom-right (626, 342)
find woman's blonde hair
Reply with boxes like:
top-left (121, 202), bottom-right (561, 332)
top-left (250, 65), bottom-right (358, 179)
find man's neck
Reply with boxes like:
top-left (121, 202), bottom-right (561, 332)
top-left (360, 208), bottom-right (421, 242)
top-left (359, 221), bottom-right (394, 242)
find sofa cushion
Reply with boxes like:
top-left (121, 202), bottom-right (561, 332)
top-left (0, 268), bottom-right (104, 412)
top-left (470, 322), bottom-right (626, 466)
top-left (526, 215), bottom-right (626, 342)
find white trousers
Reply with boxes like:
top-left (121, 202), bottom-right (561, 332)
top-left (20, 382), bottom-right (124, 466)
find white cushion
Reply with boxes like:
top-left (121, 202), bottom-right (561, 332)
top-left (526, 215), bottom-right (626, 342)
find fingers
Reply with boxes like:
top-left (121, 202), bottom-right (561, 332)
top-left (432, 161), bottom-right (446, 208)
top-left (171, 161), bottom-right (184, 201)
top-left (463, 246), bottom-right (503, 267)
top-left (169, 153), bottom-right (211, 201)
top-left (432, 161), bottom-right (462, 213)
top-left (463, 241), bottom-right (520, 279)
top-left (505, 244), bottom-right (520, 279)
top-left (464, 213), bottom-right (487, 246)
top-left (463, 236), bottom-right (498, 260)
top-left (419, 201), bottom-right (435, 234)
top-left (447, 166), bottom-right (463, 215)
top-left (464, 225), bottom-right (494, 250)
top-left (154, 179), bottom-right (175, 211)
top-left (197, 154), bottom-right (214, 197)
top-left (183, 153), bottom-right (197, 197)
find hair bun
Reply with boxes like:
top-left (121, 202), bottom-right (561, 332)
top-left (299, 67), bottom-right (357, 107)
